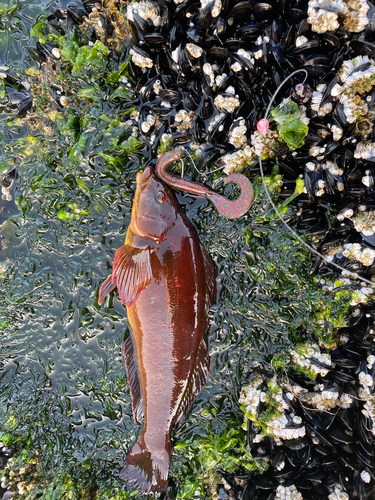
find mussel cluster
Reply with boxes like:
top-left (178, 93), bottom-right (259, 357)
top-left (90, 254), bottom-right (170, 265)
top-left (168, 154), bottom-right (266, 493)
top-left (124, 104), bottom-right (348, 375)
top-left (0, 72), bottom-right (32, 118)
top-left (231, 312), bottom-right (375, 500)
top-left (121, 0), bottom-right (375, 498)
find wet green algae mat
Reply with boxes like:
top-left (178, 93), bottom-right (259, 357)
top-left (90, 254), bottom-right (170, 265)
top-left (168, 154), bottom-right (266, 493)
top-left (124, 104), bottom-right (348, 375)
top-left (0, 1), bottom-right (358, 498)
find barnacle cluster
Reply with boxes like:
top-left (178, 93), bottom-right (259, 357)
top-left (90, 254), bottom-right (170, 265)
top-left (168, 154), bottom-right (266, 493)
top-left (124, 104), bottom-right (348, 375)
top-left (311, 84), bottom-right (333, 117)
top-left (330, 56), bottom-right (375, 123)
top-left (328, 485), bottom-right (349, 500)
top-left (275, 485), bottom-right (303, 500)
top-left (140, 113), bottom-right (156, 133)
top-left (354, 140), bottom-right (375, 159)
top-left (127, 0), bottom-right (161, 26)
top-left (240, 375), bottom-right (306, 443)
top-left (291, 343), bottom-right (332, 378)
top-left (342, 243), bottom-right (375, 266)
top-left (297, 386), bottom-right (353, 411)
top-left (307, 0), bottom-right (369, 34)
top-left (363, 396), bottom-right (375, 435)
top-left (174, 110), bottom-right (195, 132)
top-left (349, 286), bottom-right (375, 305)
top-left (214, 94), bottom-right (240, 114)
top-left (351, 210), bottom-right (375, 236)
top-left (220, 128), bottom-right (279, 174)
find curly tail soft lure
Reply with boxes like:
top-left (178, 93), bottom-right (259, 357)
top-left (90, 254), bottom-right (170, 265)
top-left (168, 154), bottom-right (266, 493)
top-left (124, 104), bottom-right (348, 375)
top-left (155, 148), bottom-right (254, 219)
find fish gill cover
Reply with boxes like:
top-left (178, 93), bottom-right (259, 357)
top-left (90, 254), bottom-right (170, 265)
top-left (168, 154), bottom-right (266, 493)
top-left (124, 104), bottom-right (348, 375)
top-left (0, 0), bottom-right (375, 499)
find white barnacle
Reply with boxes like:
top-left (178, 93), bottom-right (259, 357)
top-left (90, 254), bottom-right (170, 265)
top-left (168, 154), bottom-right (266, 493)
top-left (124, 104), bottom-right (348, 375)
top-left (153, 80), bottom-right (162, 94)
top-left (324, 160), bottom-right (343, 175)
top-left (231, 62), bottom-right (242, 72)
top-left (361, 470), bottom-right (371, 483)
top-left (141, 121), bottom-right (151, 133)
top-left (331, 83), bottom-right (343, 96)
top-left (295, 35), bottom-right (308, 47)
top-left (237, 49), bottom-right (253, 62)
top-left (203, 63), bottom-right (213, 75)
top-left (60, 95), bottom-right (69, 107)
top-left (362, 175), bottom-right (372, 187)
top-left (340, 394), bottom-right (353, 408)
top-left (130, 48), bottom-right (153, 69)
top-left (186, 43), bottom-right (203, 58)
top-left (368, 355), bottom-right (375, 369)
top-left (359, 371), bottom-right (374, 387)
top-left (330, 124), bottom-right (343, 141)
top-left (309, 146), bottom-right (321, 157)
top-left (311, 90), bottom-right (323, 111)
top-left (52, 48), bottom-right (61, 59)
top-left (211, 0), bottom-right (222, 17)
top-left (337, 208), bottom-right (353, 221)
top-left (318, 102), bottom-right (333, 116)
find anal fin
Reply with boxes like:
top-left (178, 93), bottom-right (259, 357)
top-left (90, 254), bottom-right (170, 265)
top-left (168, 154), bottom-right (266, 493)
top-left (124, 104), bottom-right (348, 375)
top-left (173, 339), bottom-right (210, 429)
top-left (200, 242), bottom-right (216, 311)
top-left (124, 335), bottom-right (144, 422)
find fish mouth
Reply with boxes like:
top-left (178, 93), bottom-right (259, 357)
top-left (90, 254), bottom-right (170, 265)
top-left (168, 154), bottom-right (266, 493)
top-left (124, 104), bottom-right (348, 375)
top-left (137, 166), bottom-right (155, 190)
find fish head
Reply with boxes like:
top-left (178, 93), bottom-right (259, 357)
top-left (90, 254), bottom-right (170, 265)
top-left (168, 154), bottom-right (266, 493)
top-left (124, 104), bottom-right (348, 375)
top-left (131, 166), bottom-right (178, 243)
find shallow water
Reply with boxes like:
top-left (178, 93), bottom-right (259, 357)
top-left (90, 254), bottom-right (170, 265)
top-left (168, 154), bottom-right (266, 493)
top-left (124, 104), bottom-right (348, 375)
top-left (0, 1), bottom-right (341, 498)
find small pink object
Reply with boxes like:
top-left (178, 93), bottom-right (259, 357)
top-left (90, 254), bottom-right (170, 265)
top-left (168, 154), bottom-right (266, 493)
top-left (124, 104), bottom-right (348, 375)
top-left (257, 118), bottom-right (269, 133)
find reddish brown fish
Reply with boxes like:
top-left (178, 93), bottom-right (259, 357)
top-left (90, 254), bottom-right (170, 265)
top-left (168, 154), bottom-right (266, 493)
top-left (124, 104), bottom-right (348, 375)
top-left (98, 165), bottom-right (216, 495)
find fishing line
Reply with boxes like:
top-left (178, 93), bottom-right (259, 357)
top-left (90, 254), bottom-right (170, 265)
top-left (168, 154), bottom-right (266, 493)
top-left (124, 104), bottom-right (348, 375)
top-left (258, 69), bottom-right (375, 287)
top-left (181, 145), bottom-right (227, 176)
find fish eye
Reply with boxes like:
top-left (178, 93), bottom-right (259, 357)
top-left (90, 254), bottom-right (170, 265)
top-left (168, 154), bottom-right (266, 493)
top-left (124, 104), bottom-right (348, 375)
top-left (155, 191), bottom-right (167, 204)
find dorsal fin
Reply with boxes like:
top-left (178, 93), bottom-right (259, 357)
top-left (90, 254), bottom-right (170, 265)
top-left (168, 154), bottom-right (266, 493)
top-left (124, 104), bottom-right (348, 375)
top-left (112, 245), bottom-right (152, 307)
top-left (124, 335), bottom-right (144, 422)
top-left (173, 338), bottom-right (210, 429)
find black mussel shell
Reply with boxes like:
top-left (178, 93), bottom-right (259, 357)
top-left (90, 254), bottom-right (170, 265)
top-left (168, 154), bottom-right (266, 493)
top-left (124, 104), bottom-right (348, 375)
top-left (230, 1), bottom-right (253, 21)
top-left (237, 22), bottom-right (261, 39)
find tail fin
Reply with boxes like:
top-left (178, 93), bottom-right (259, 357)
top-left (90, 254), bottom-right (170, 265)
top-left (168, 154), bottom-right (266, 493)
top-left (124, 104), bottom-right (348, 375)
top-left (120, 442), bottom-right (170, 495)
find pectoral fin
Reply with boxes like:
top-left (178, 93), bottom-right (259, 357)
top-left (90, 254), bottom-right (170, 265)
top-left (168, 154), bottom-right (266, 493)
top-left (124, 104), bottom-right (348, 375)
top-left (112, 245), bottom-right (152, 307)
top-left (98, 275), bottom-right (117, 305)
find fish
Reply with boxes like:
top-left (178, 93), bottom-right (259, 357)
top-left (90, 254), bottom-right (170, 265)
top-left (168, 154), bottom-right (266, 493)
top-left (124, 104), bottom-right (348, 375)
top-left (98, 160), bottom-right (216, 495)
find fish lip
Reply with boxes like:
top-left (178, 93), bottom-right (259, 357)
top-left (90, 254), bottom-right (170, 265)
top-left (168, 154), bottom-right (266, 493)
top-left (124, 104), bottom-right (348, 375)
top-left (140, 214), bottom-right (153, 221)
top-left (137, 166), bottom-right (155, 190)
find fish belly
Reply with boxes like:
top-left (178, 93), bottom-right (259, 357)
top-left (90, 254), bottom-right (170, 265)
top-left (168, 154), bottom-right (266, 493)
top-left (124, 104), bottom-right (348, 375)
top-left (127, 273), bottom-right (204, 447)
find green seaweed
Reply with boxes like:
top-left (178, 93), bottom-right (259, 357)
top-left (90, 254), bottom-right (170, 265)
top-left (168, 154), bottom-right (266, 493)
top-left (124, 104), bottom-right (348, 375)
top-left (270, 99), bottom-right (309, 150)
